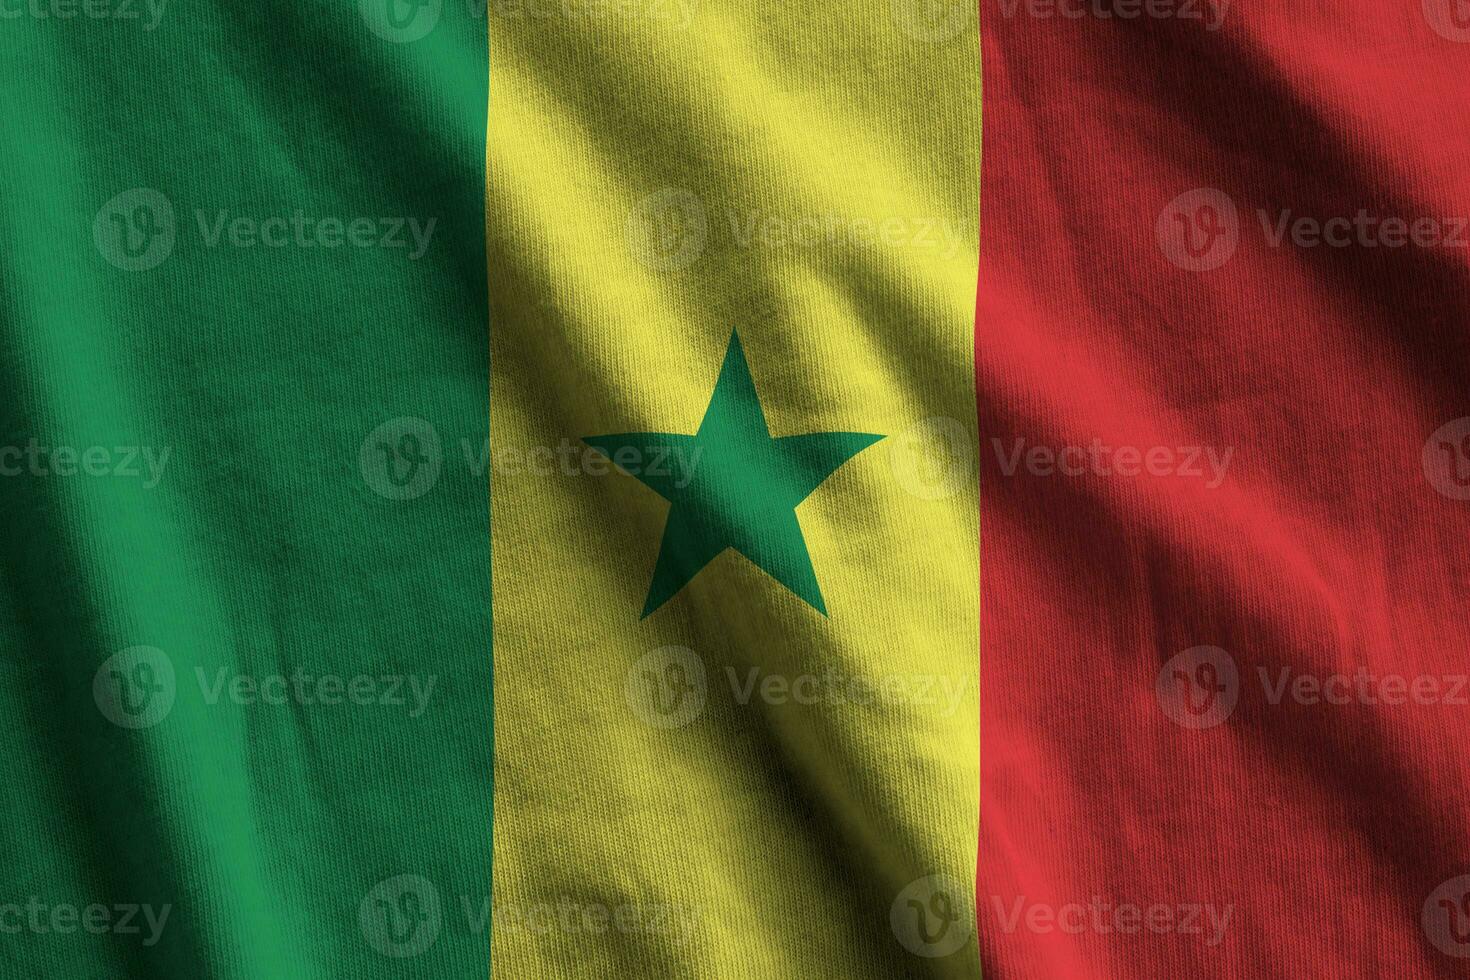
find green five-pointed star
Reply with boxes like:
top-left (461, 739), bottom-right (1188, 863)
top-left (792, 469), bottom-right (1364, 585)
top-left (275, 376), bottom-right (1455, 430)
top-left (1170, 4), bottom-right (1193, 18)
top-left (584, 332), bottom-right (883, 618)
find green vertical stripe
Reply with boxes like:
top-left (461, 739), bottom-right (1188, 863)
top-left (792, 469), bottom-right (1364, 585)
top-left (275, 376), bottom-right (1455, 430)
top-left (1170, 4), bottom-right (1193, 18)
top-left (0, 2), bottom-right (490, 977)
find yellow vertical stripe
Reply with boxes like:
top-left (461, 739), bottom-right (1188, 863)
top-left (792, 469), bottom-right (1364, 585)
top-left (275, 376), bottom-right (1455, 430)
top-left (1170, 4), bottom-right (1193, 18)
top-left (490, 4), bottom-right (980, 975)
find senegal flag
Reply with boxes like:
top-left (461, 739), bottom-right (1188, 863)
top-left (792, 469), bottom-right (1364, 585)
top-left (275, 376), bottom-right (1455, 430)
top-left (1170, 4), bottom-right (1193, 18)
top-left (23, 0), bottom-right (1470, 977)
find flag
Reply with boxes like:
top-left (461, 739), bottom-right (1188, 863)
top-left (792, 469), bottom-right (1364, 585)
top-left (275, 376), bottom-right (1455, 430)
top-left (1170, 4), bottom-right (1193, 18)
top-left (488, 3), bottom-right (982, 976)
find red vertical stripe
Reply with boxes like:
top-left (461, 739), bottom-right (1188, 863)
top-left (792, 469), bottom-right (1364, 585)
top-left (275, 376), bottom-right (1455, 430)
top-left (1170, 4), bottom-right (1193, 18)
top-left (978, 3), bottom-right (1470, 976)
